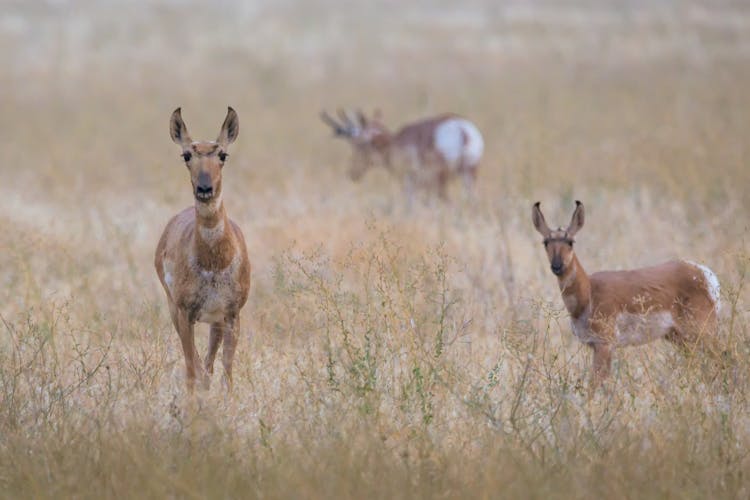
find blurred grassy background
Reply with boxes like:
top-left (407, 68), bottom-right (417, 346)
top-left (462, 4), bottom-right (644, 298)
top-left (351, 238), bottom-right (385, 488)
top-left (1, 0), bottom-right (749, 497)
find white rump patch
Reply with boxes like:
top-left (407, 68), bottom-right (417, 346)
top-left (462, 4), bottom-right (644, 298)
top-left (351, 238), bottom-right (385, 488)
top-left (615, 311), bottom-right (674, 346)
top-left (434, 119), bottom-right (484, 170)
top-left (686, 261), bottom-right (721, 314)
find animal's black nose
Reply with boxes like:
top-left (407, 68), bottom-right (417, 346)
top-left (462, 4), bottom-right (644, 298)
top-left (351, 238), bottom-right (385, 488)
top-left (551, 263), bottom-right (563, 275)
top-left (196, 184), bottom-right (213, 199)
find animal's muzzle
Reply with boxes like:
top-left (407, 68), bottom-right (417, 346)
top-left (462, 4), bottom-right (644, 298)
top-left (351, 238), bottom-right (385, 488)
top-left (551, 263), bottom-right (564, 276)
top-left (195, 184), bottom-right (213, 202)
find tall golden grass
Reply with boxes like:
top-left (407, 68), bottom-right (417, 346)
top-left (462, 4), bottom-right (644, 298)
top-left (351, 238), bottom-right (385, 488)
top-left (0, 1), bottom-right (749, 497)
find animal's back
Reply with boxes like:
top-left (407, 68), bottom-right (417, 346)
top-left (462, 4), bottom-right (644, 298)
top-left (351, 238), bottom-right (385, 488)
top-left (587, 260), bottom-right (719, 345)
top-left (395, 114), bottom-right (483, 171)
top-left (394, 114), bottom-right (457, 149)
top-left (590, 260), bottom-right (719, 318)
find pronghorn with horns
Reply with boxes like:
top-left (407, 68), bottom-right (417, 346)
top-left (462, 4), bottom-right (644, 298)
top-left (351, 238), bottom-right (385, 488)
top-left (532, 200), bottom-right (721, 393)
top-left (320, 109), bottom-right (484, 203)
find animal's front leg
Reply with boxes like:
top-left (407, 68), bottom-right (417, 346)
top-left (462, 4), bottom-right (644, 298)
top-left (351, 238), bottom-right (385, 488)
top-left (221, 316), bottom-right (240, 392)
top-left (402, 149), bottom-right (423, 211)
top-left (403, 174), bottom-right (416, 211)
top-left (175, 310), bottom-right (202, 394)
top-left (590, 342), bottom-right (613, 397)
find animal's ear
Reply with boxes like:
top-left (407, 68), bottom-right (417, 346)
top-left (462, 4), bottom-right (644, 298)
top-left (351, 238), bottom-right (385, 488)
top-left (567, 200), bottom-right (585, 237)
top-left (532, 202), bottom-right (552, 238)
top-left (170, 108), bottom-right (192, 147)
top-left (217, 106), bottom-right (239, 146)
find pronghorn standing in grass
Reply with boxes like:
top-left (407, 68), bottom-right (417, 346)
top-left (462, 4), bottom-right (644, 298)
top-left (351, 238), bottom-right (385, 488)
top-left (155, 107), bottom-right (251, 393)
top-left (320, 109), bottom-right (484, 204)
top-left (532, 200), bottom-right (721, 393)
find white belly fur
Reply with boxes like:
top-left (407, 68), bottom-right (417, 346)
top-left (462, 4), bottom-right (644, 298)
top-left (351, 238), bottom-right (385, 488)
top-left (615, 311), bottom-right (674, 346)
top-left (433, 119), bottom-right (484, 169)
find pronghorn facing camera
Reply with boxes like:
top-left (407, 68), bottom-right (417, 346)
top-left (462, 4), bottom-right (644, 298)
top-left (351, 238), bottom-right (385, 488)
top-left (320, 109), bottom-right (484, 203)
top-left (532, 201), bottom-right (720, 393)
top-left (155, 107), bottom-right (251, 393)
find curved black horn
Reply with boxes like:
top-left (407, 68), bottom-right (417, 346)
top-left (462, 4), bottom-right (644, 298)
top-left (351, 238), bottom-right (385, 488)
top-left (320, 110), bottom-right (348, 136)
top-left (337, 108), bottom-right (355, 130)
top-left (356, 109), bottom-right (367, 127)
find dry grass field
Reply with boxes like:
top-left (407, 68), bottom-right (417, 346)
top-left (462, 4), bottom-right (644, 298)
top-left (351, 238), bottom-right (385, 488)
top-left (1, 0), bottom-right (750, 497)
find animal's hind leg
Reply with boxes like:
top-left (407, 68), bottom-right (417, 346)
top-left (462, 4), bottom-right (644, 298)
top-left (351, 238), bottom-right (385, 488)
top-left (668, 311), bottom-right (720, 357)
top-left (461, 163), bottom-right (478, 201)
top-left (694, 310), bottom-right (721, 357)
top-left (437, 171), bottom-right (450, 201)
top-left (667, 316), bottom-right (728, 383)
top-left (665, 325), bottom-right (691, 353)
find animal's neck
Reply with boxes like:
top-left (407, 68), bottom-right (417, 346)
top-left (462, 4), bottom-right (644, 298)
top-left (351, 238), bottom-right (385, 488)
top-left (380, 149), bottom-right (394, 173)
top-left (558, 254), bottom-right (591, 319)
top-left (375, 131), bottom-right (395, 171)
top-left (193, 198), bottom-right (234, 270)
top-left (196, 195), bottom-right (224, 220)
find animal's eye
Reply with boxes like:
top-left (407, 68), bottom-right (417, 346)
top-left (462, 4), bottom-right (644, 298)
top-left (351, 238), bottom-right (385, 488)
top-left (182, 152), bottom-right (192, 162)
top-left (543, 241), bottom-right (549, 248)
top-left (568, 241), bottom-right (574, 247)
top-left (218, 152), bottom-right (228, 162)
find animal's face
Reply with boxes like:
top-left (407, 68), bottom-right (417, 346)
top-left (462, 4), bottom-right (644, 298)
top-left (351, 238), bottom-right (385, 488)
top-left (532, 201), bottom-right (585, 277)
top-left (170, 107), bottom-right (239, 205)
top-left (320, 109), bottom-right (390, 181)
top-left (181, 142), bottom-right (228, 203)
top-left (348, 121), bottom-right (390, 181)
top-left (542, 229), bottom-right (576, 276)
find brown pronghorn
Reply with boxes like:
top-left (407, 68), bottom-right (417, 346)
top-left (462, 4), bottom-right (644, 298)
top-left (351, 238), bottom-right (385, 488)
top-left (532, 200), bottom-right (720, 393)
top-left (320, 109), bottom-right (483, 203)
top-left (155, 107), bottom-right (251, 393)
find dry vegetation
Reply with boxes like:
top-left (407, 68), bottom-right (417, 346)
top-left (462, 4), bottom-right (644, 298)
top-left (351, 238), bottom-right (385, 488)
top-left (1, 0), bottom-right (750, 497)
